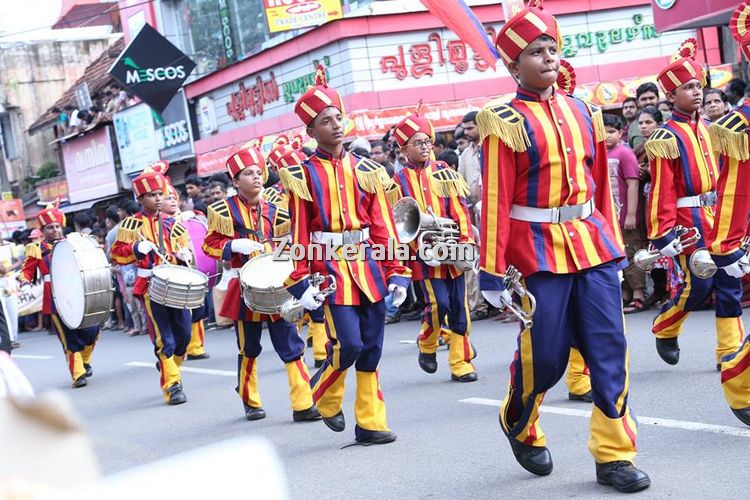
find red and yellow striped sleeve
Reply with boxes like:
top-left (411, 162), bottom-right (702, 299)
top-left (17, 243), bottom-right (41, 284)
top-left (479, 134), bottom-right (516, 290)
top-left (646, 155), bottom-right (679, 245)
top-left (203, 200), bottom-right (234, 260)
top-left (708, 155), bottom-right (750, 265)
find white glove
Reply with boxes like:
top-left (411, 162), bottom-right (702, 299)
top-left (723, 255), bottom-right (750, 278)
top-left (423, 258), bottom-right (441, 267)
top-left (298, 285), bottom-right (323, 310)
top-left (482, 289), bottom-right (513, 310)
top-left (659, 237), bottom-right (683, 258)
top-left (176, 247), bottom-right (193, 265)
top-left (231, 239), bottom-right (265, 255)
top-left (388, 283), bottom-right (408, 307)
top-left (617, 270), bottom-right (624, 283)
top-left (136, 241), bottom-right (157, 255)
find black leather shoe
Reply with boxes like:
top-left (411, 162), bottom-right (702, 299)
top-left (306, 337), bottom-right (313, 348)
top-left (293, 405), bottom-right (322, 422)
top-left (167, 383), bottom-right (187, 405)
top-left (322, 411), bottom-right (345, 432)
top-left (401, 309), bottom-right (422, 321)
top-left (438, 336), bottom-right (447, 347)
top-left (596, 461), bottom-right (651, 493)
top-left (314, 359), bottom-right (325, 368)
top-left (418, 352), bottom-right (438, 373)
top-left (716, 363), bottom-right (722, 372)
top-left (385, 313), bottom-right (401, 324)
top-left (244, 404), bottom-right (266, 420)
top-left (568, 391), bottom-right (593, 403)
top-left (187, 352), bottom-right (210, 360)
top-left (655, 337), bottom-right (680, 365)
top-left (355, 430), bottom-right (397, 445)
top-left (731, 407), bottom-right (750, 426)
top-left (451, 371), bottom-right (478, 382)
top-left (508, 437), bottom-right (553, 476)
top-left (84, 363), bottom-right (93, 378)
top-left (72, 376), bottom-right (87, 388)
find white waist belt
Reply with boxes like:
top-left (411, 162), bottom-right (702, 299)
top-left (137, 268), bottom-right (152, 278)
top-left (310, 228), bottom-right (370, 245)
top-left (43, 275), bottom-right (51, 283)
top-left (677, 191), bottom-right (717, 208)
top-left (510, 199), bottom-right (594, 224)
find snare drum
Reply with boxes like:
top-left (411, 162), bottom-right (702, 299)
top-left (239, 252), bottom-right (294, 314)
top-left (149, 265), bottom-right (208, 309)
top-left (50, 233), bottom-right (113, 329)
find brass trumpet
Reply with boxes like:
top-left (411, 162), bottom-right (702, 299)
top-left (393, 196), bottom-right (476, 271)
top-left (280, 273), bottom-right (337, 323)
top-left (501, 266), bottom-right (536, 329)
top-left (689, 237), bottom-right (750, 279)
top-left (633, 226), bottom-right (701, 272)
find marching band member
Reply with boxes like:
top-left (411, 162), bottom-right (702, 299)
top-left (390, 110), bottom-right (478, 382)
top-left (478, 3), bottom-right (648, 491)
top-left (202, 146), bottom-right (321, 423)
top-left (645, 39), bottom-right (742, 368)
top-left (161, 180), bottom-right (210, 361)
top-left (280, 66), bottom-right (411, 445)
top-left (18, 202), bottom-right (100, 388)
top-left (268, 145), bottom-right (328, 368)
top-left (110, 163), bottom-right (194, 405)
top-left (703, 1), bottom-right (750, 426)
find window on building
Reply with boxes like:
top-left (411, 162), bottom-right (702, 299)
top-left (0, 114), bottom-right (18, 160)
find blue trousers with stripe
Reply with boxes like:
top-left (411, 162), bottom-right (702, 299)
top-left (144, 298), bottom-right (192, 359)
top-left (234, 319), bottom-right (305, 362)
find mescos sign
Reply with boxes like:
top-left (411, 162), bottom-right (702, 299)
top-left (109, 23), bottom-right (196, 113)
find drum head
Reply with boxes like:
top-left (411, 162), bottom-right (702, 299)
top-left (50, 240), bottom-right (85, 328)
top-left (240, 253), bottom-right (293, 288)
top-left (152, 265), bottom-right (208, 286)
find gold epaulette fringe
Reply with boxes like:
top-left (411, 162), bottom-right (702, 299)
top-left (24, 242), bottom-right (41, 260)
top-left (279, 164), bottom-right (313, 202)
top-left (207, 200), bottom-right (235, 237)
top-left (170, 222), bottom-right (189, 251)
top-left (645, 129), bottom-right (680, 160)
top-left (273, 207), bottom-right (292, 237)
top-left (262, 188), bottom-right (285, 207)
top-left (709, 112), bottom-right (750, 161)
top-left (116, 217), bottom-right (143, 244)
top-left (476, 104), bottom-right (529, 152)
top-left (383, 182), bottom-right (401, 206)
top-left (590, 107), bottom-right (606, 144)
top-left (429, 168), bottom-right (470, 198)
top-left (355, 157), bottom-right (391, 194)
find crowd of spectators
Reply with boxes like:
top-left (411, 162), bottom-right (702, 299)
top-left (52, 84), bottom-right (135, 138)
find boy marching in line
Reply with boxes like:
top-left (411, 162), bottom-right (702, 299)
top-left (390, 111), bottom-right (479, 382)
top-left (161, 179), bottom-right (210, 361)
top-left (110, 164), bottom-right (194, 405)
top-left (702, 0), bottom-right (750, 426)
top-left (478, 3), bottom-right (649, 491)
top-left (202, 146), bottom-right (320, 423)
top-left (18, 202), bottom-right (100, 388)
top-left (645, 39), bottom-right (742, 369)
top-left (280, 66), bottom-right (411, 445)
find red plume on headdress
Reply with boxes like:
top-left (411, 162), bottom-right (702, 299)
top-left (671, 38), bottom-right (698, 62)
top-left (530, 0), bottom-right (544, 8)
top-left (146, 160), bottom-right (170, 175)
top-left (272, 135), bottom-right (289, 147)
top-left (314, 64), bottom-right (328, 87)
top-left (290, 135), bottom-right (304, 150)
top-left (556, 59), bottom-right (576, 95)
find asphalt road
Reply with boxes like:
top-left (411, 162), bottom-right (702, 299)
top-left (10, 308), bottom-right (750, 499)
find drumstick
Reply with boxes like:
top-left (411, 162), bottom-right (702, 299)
top-left (137, 234), bottom-right (174, 267)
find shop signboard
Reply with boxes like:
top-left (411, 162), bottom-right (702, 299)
top-left (0, 199), bottom-right (25, 237)
top-left (60, 127), bottom-right (119, 204)
top-left (264, 0), bottom-right (343, 33)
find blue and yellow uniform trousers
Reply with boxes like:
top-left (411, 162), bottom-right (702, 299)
top-left (416, 275), bottom-right (476, 377)
top-left (142, 293), bottom-right (192, 400)
top-left (500, 261), bottom-right (638, 464)
top-left (652, 254), bottom-right (743, 363)
top-left (298, 309), bottom-right (327, 364)
top-left (310, 295), bottom-right (390, 441)
top-left (187, 301), bottom-right (208, 357)
top-left (234, 319), bottom-right (313, 412)
top-left (49, 313), bottom-right (99, 383)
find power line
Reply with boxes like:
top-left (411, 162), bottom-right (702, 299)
top-left (0, 0), bottom-right (154, 40)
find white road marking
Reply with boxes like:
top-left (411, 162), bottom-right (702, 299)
top-left (459, 397), bottom-right (750, 439)
top-left (399, 340), bottom-right (417, 344)
top-left (125, 361), bottom-right (236, 377)
top-left (12, 354), bottom-right (54, 360)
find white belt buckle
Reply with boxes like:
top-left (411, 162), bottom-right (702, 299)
top-left (557, 204), bottom-right (583, 223)
top-left (700, 191), bottom-right (717, 207)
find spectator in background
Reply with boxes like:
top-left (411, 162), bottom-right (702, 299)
top-left (657, 100), bottom-right (674, 122)
top-left (184, 175), bottom-right (206, 212)
top-left (629, 83), bottom-right (660, 150)
top-left (201, 182), bottom-right (214, 207)
top-left (104, 207), bottom-right (120, 255)
top-left (53, 106), bottom-right (67, 137)
top-left (209, 181), bottom-right (228, 201)
top-left (73, 212), bottom-right (93, 235)
top-left (622, 97), bottom-right (638, 140)
top-left (703, 88), bottom-right (729, 122)
top-left (433, 138), bottom-right (447, 156)
top-left (455, 128), bottom-right (469, 154)
top-left (370, 140), bottom-right (393, 176)
top-left (603, 114), bottom-right (645, 313)
top-left (437, 150), bottom-right (459, 171)
top-left (348, 136), bottom-right (371, 158)
top-left (725, 78), bottom-right (746, 107)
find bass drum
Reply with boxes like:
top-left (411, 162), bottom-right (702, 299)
top-left (50, 233), bottom-right (113, 329)
top-left (183, 216), bottom-right (219, 288)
